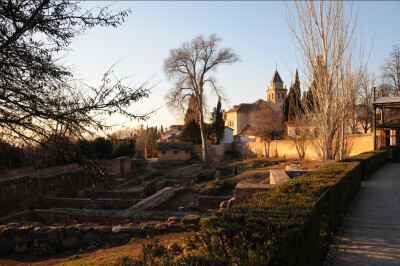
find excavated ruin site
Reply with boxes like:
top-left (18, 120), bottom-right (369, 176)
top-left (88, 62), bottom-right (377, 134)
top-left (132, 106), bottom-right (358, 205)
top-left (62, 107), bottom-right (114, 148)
top-left (0, 157), bottom-right (313, 255)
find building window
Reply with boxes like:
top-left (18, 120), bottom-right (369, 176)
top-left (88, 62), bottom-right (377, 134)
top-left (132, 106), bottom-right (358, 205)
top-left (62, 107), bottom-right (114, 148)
top-left (390, 129), bottom-right (396, 146)
top-left (277, 93), bottom-right (280, 99)
top-left (173, 150), bottom-right (178, 154)
top-left (185, 150), bottom-right (190, 154)
top-left (161, 151), bottom-right (166, 154)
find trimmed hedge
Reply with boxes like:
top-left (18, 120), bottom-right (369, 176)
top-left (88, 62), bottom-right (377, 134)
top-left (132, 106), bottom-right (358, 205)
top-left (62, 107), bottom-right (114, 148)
top-left (189, 151), bottom-right (387, 265)
top-left (341, 150), bottom-right (387, 179)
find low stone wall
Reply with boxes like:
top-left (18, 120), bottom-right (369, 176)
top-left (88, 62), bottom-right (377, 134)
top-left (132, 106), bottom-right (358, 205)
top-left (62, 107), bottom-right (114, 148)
top-left (0, 214), bottom-right (202, 255)
top-left (42, 198), bottom-right (135, 210)
top-left (197, 196), bottom-right (232, 212)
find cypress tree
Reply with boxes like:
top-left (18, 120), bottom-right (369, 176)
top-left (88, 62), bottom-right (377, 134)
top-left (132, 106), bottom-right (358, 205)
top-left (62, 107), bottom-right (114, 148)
top-left (282, 69), bottom-right (301, 123)
top-left (210, 98), bottom-right (225, 144)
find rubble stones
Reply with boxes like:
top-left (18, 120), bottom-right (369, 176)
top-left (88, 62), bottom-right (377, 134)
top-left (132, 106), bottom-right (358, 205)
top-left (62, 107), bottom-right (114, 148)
top-left (155, 223), bottom-right (168, 232)
top-left (227, 198), bottom-right (240, 208)
top-left (181, 214), bottom-right (201, 225)
top-left (83, 232), bottom-right (97, 244)
top-left (0, 215), bottom-right (198, 255)
top-left (167, 216), bottom-right (180, 223)
top-left (220, 200), bottom-right (229, 209)
top-left (168, 242), bottom-right (181, 254)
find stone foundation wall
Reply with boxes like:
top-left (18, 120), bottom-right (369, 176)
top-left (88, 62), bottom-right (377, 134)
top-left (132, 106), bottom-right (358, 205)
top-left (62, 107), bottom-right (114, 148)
top-left (0, 214), bottom-right (202, 256)
top-left (0, 171), bottom-right (88, 216)
top-left (197, 196), bottom-right (232, 212)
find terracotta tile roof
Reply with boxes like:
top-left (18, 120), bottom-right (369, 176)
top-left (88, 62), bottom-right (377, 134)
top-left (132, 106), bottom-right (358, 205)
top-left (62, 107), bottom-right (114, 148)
top-left (226, 99), bottom-right (269, 113)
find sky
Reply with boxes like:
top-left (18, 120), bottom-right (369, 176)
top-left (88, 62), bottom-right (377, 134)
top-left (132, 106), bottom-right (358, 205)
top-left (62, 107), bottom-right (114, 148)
top-left (65, 1), bottom-right (400, 132)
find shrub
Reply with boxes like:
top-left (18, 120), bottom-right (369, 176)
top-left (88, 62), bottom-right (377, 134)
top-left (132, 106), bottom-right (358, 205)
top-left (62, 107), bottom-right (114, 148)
top-left (188, 151), bottom-right (386, 265)
top-left (112, 256), bottom-right (134, 266)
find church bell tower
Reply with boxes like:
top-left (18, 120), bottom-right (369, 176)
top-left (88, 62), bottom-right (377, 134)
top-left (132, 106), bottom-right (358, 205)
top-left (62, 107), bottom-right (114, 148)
top-left (267, 69), bottom-right (287, 109)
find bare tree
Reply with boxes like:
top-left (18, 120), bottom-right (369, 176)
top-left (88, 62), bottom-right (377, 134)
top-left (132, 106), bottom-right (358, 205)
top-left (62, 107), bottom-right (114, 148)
top-left (0, 1), bottom-right (150, 183)
top-left (358, 71), bottom-right (376, 133)
top-left (289, 118), bottom-right (310, 159)
top-left (381, 45), bottom-right (400, 96)
top-left (163, 34), bottom-right (239, 168)
top-left (287, 1), bottom-right (365, 160)
top-left (251, 103), bottom-right (282, 157)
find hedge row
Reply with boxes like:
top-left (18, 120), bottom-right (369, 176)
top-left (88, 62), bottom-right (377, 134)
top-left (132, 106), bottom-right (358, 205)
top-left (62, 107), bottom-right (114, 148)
top-left (190, 150), bottom-right (387, 265)
top-left (341, 150), bottom-right (387, 179)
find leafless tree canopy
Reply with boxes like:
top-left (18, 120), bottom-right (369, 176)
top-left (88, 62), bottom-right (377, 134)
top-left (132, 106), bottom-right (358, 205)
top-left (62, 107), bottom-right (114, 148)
top-left (163, 34), bottom-right (239, 168)
top-left (381, 45), bottom-right (400, 96)
top-left (251, 103), bottom-right (282, 157)
top-left (287, 1), bottom-right (365, 160)
top-left (0, 0), bottom-right (150, 146)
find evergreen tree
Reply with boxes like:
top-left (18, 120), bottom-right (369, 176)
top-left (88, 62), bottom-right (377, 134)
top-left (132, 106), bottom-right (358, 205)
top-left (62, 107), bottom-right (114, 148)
top-left (180, 120), bottom-right (202, 144)
top-left (282, 94), bottom-right (290, 122)
top-left (180, 95), bottom-right (202, 143)
top-left (160, 125), bottom-right (164, 133)
top-left (209, 98), bottom-right (225, 144)
top-left (282, 69), bottom-right (302, 123)
top-left (302, 79), bottom-right (317, 112)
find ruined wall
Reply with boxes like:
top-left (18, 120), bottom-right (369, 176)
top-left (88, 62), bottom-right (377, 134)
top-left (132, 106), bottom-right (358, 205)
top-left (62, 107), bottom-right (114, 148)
top-left (0, 171), bottom-right (88, 216)
top-left (98, 157), bottom-right (132, 177)
top-left (197, 196), bottom-right (231, 212)
top-left (234, 134), bottom-right (374, 160)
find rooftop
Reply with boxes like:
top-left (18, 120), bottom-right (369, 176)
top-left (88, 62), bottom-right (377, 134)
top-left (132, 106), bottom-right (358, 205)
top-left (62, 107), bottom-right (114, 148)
top-left (227, 99), bottom-right (270, 113)
top-left (157, 142), bottom-right (194, 151)
top-left (271, 70), bottom-right (283, 83)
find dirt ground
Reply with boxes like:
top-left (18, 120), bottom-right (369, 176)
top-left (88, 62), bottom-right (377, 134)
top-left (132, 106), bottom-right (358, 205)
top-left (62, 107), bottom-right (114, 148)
top-left (0, 232), bottom-right (189, 266)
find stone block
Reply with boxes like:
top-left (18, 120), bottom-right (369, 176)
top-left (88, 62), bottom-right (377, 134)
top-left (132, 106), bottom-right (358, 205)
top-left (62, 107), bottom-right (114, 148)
top-left (62, 237), bottom-right (80, 249)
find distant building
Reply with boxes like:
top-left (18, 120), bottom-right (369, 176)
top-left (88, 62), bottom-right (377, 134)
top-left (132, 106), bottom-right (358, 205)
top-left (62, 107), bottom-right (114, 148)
top-left (159, 125), bottom-right (183, 142)
top-left (144, 146), bottom-right (157, 159)
top-left (225, 70), bottom-right (287, 136)
top-left (266, 70), bottom-right (287, 110)
top-left (157, 142), bottom-right (193, 160)
top-left (221, 126), bottom-right (234, 144)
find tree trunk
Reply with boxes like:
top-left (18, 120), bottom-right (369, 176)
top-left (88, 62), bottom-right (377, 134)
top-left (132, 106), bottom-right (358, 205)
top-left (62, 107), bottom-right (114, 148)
top-left (263, 140), bottom-right (267, 157)
top-left (199, 108), bottom-right (209, 169)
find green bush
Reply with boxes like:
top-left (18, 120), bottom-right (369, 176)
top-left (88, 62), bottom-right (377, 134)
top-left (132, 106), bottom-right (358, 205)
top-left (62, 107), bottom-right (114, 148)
top-left (188, 152), bottom-right (386, 265)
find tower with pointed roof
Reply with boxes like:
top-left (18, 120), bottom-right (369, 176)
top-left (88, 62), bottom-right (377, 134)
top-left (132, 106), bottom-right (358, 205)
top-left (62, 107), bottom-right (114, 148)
top-left (267, 70), bottom-right (287, 109)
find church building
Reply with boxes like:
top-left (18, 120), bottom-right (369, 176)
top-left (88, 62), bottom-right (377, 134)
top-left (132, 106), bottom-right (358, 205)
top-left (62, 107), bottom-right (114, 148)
top-left (225, 70), bottom-right (287, 135)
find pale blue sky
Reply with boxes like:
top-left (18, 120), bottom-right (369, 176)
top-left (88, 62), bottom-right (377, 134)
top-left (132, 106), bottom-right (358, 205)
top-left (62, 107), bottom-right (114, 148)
top-left (66, 1), bottom-right (400, 131)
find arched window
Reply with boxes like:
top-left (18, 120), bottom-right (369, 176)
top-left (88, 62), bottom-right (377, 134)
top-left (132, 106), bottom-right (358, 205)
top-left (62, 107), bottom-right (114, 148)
top-left (277, 93), bottom-right (280, 99)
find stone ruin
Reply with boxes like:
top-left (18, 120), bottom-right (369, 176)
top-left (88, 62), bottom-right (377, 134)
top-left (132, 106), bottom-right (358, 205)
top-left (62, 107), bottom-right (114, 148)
top-left (0, 157), bottom-right (310, 255)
